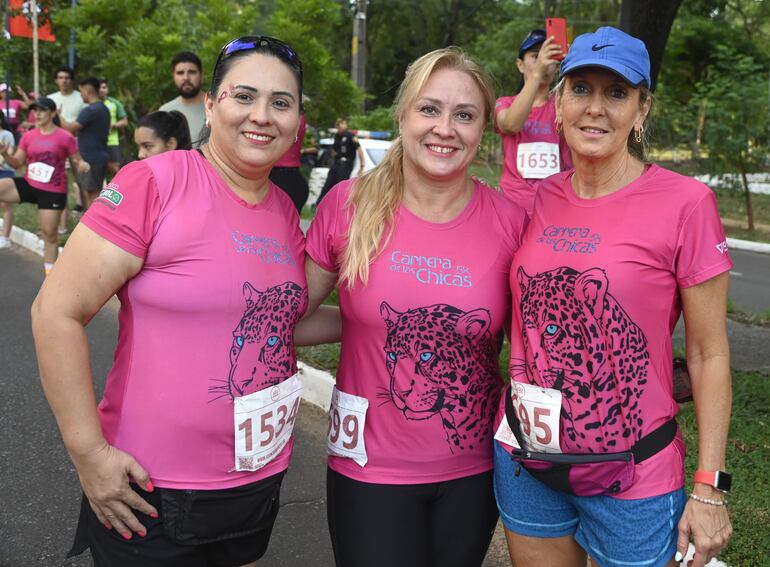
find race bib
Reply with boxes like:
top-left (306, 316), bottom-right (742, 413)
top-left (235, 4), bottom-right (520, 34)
top-left (27, 161), bottom-right (55, 184)
top-left (494, 417), bottom-right (521, 449)
top-left (509, 381), bottom-right (562, 453)
top-left (327, 387), bottom-right (368, 467)
top-left (516, 142), bottom-right (560, 179)
top-left (233, 373), bottom-right (303, 472)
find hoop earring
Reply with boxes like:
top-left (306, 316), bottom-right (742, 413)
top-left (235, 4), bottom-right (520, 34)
top-left (205, 118), bottom-right (210, 129)
top-left (555, 120), bottom-right (562, 135)
top-left (634, 126), bottom-right (643, 143)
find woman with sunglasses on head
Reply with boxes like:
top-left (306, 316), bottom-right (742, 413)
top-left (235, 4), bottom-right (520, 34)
top-left (134, 110), bottom-right (192, 159)
top-left (0, 97), bottom-right (90, 273)
top-left (495, 29), bottom-right (573, 216)
top-left (304, 48), bottom-right (528, 567)
top-left (493, 27), bottom-right (733, 567)
top-left (32, 37), bottom-right (317, 566)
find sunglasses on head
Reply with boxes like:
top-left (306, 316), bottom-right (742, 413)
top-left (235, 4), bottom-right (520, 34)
top-left (214, 36), bottom-right (303, 78)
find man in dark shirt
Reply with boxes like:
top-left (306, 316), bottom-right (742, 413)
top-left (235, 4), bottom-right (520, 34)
top-left (59, 76), bottom-right (110, 209)
top-left (315, 118), bottom-right (364, 206)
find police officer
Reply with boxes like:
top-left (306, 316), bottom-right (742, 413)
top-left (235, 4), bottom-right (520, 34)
top-left (315, 117), bottom-right (364, 206)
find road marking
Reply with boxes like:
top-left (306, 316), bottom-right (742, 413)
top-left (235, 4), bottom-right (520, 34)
top-left (729, 271), bottom-right (743, 277)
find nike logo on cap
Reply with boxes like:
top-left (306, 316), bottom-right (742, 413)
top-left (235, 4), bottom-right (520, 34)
top-left (592, 44), bottom-right (614, 51)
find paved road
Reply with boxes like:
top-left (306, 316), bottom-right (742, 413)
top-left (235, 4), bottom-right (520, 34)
top-left (728, 249), bottom-right (770, 313)
top-left (0, 246), bottom-right (510, 566)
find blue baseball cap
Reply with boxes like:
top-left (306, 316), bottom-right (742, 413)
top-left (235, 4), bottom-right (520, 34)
top-left (559, 26), bottom-right (651, 88)
top-left (518, 29), bottom-right (546, 58)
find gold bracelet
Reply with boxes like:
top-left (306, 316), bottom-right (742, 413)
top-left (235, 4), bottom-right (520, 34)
top-left (690, 493), bottom-right (727, 506)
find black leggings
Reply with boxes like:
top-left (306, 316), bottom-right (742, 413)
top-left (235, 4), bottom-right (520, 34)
top-left (327, 468), bottom-right (498, 567)
top-left (315, 161), bottom-right (354, 206)
top-left (269, 166), bottom-right (309, 213)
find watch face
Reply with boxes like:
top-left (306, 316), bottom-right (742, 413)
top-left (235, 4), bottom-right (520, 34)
top-left (715, 471), bottom-right (732, 492)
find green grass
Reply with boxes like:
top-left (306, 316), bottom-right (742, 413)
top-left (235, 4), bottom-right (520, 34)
top-left (724, 225), bottom-right (770, 243)
top-left (712, 186), bottom-right (770, 226)
top-left (469, 161), bottom-right (502, 187)
top-left (679, 370), bottom-right (770, 565)
top-left (300, 205), bottom-right (314, 220)
top-left (6, 201), bottom-right (80, 247)
top-left (727, 300), bottom-right (770, 328)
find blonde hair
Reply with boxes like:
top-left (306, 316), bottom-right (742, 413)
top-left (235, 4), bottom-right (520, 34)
top-left (554, 77), bottom-right (654, 161)
top-left (339, 47), bottom-right (495, 287)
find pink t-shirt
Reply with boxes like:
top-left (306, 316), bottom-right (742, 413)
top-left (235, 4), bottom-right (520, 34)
top-left (1, 99), bottom-right (23, 127)
top-left (494, 164), bottom-right (733, 499)
top-left (307, 179), bottom-right (528, 484)
top-left (274, 115), bottom-right (306, 168)
top-left (19, 127), bottom-right (77, 193)
top-left (495, 95), bottom-right (572, 215)
top-left (81, 150), bottom-right (307, 490)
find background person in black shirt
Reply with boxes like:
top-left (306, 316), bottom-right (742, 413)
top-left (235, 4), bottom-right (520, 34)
top-left (59, 77), bottom-right (111, 209)
top-left (314, 117), bottom-right (364, 206)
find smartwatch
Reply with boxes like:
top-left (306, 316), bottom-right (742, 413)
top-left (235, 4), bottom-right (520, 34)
top-left (694, 470), bottom-right (732, 493)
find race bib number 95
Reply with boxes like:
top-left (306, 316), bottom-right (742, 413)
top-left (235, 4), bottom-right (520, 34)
top-left (233, 373), bottom-right (303, 472)
top-left (510, 381), bottom-right (562, 453)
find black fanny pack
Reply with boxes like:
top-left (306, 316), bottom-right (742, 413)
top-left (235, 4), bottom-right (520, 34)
top-left (503, 385), bottom-right (677, 496)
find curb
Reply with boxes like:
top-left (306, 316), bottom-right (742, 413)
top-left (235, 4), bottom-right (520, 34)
top-left (2, 222), bottom-right (63, 256)
top-left (298, 362), bottom-right (336, 412)
top-left (727, 237), bottom-right (770, 254)
top-left (0, 219), bottom-right (336, 413)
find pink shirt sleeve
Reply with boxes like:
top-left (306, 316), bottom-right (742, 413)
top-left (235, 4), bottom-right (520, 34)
top-left (18, 131), bottom-right (29, 154)
top-left (494, 96), bottom-right (514, 134)
top-left (80, 161), bottom-right (161, 259)
top-left (63, 130), bottom-right (78, 157)
top-left (674, 190), bottom-right (733, 288)
top-left (305, 181), bottom-right (352, 272)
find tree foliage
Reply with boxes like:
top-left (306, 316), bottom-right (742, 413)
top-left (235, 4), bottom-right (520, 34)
top-left (1, 0), bottom-right (361, 128)
top-left (695, 45), bottom-right (768, 229)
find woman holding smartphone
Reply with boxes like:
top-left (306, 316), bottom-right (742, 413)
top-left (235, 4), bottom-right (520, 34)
top-left (495, 28), bottom-right (572, 215)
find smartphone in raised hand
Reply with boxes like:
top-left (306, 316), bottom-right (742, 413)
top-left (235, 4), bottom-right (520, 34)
top-left (545, 17), bottom-right (568, 61)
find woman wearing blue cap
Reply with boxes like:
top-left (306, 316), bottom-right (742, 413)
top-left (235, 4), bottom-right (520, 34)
top-left (494, 29), bottom-right (573, 215)
top-left (493, 27), bottom-right (733, 567)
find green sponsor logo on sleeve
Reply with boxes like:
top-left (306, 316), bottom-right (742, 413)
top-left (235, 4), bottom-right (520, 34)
top-left (98, 186), bottom-right (123, 206)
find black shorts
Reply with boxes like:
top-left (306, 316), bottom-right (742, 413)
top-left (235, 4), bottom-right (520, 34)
top-left (14, 177), bottom-right (67, 210)
top-left (327, 468), bottom-right (498, 567)
top-left (107, 146), bottom-right (122, 164)
top-left (77, 162), bottom-right (108, 192)
top-left (269, 166), bottom-right (309, 213)
top-left (68, 471), bottom-right (285, 567)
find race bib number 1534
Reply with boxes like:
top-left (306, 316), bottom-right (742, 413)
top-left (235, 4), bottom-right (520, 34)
top-left (233, 373), bottom-right (303, 472)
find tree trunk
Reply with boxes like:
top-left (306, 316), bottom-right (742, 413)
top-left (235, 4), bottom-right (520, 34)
top-left (619, 0), bottom-right (684, 91)
top-left (739, 162), bottom-right (755, 232)
top-left (693, 100), bottom-right (707, 160)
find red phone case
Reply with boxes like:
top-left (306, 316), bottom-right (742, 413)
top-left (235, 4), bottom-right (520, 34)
top-left (545, 17), bottom-right (568, 61)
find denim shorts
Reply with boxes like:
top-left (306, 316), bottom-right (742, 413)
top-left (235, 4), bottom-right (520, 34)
top-left (493, 442), bottom-right (686, 567)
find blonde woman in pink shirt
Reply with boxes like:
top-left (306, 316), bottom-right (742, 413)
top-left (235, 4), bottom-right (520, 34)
top-left (31, 37), bottom-right (325, 566)
top-left (493, 27), bottom-right (732, 567)
top-left (304, 48), bottom-right (528, 567)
